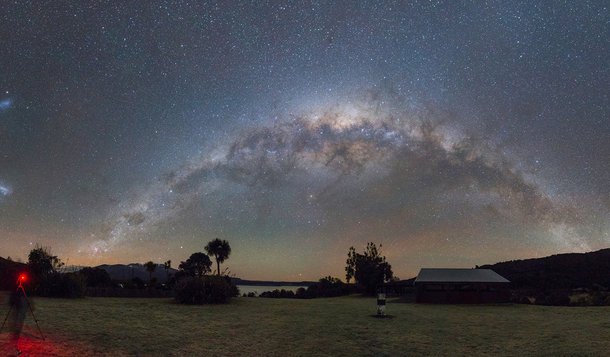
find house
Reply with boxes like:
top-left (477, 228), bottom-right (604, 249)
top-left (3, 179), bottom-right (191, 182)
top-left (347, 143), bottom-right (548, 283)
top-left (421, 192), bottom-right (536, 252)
top-left (414, 268), bottom-right (510, 304)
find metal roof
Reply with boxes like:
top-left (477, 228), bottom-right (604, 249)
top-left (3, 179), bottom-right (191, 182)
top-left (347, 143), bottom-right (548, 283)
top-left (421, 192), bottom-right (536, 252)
top-left (415, 268), bottom-right (510, 283)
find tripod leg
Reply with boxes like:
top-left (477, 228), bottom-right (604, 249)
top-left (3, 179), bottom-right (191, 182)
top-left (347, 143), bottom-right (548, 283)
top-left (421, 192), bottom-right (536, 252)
top-left (0, 303), bottom-right (14, 332)
top-left (20, 287), bottom-right (45, 340)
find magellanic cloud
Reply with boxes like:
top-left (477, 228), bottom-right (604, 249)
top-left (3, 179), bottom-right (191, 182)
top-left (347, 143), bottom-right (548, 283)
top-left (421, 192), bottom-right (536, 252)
top-left (0, 182), bottom-right (12, 199)
top-left (86, 99), bottom-right (589, 254)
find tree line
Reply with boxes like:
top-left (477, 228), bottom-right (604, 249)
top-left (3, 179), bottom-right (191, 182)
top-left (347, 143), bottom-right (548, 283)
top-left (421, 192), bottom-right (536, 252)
top-left (12, 240), bottom-right (395, 301)
top-left (18, 238), bottom-right (237, 303)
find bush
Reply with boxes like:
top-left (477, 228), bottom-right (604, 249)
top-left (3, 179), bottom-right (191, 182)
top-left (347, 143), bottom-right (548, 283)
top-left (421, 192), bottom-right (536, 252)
top-left (174, 276), bottom-right (236, 304)
top-left (308, 276), bottom-right (351, 297)
top-left (295, 287), bottom-right (313, 299)
top-left (129, 277), bottom-right (145, 289)
top-left (533, 290), bottom-right (571, 306)
top-left (519, 296), bottom-right (534, 304)
top-left (591, 291), bottom-right (607, 306)
top-left (260, 289), bottom-right (295, 298)
top-left (545, 291), bottom-right (571, 306)
top-left (259, 277), bottom-right (353, 299)
top-left (36, 272), bottom-right (86, 298)
top-left (79, 267), bottom-right (111, 287)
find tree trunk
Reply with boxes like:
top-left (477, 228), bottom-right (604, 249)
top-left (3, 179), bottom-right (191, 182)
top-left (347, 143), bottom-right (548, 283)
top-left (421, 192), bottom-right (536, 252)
top-left (216, 258), bottom-right (221, 276)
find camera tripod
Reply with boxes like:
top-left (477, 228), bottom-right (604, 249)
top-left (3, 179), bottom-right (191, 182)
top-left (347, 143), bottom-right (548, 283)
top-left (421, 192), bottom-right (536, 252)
top-left (1, 276), bottom-right (45, 340)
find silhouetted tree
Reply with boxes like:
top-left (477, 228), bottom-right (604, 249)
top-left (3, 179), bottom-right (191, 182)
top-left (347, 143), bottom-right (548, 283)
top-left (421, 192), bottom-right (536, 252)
top-left (26, 246), bottom-right (86, 298)
top-left (345, 247), bottom-right (356, 284)
top-left (163, 260), bottom-right (172, 282)
top-left (28, 244), bottom-right (63, 281)
top-left (179, 252), bottom-right (212, 278)
top-left (345, 242), bottom-right (393, 295)
top-left (204, 238), bottom-right (231, 276)
top-left (144, 261), bottom-right (156, 285)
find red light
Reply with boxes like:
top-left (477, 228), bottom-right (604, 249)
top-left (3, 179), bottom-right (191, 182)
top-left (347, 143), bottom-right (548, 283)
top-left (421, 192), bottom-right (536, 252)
top-left (19, 273), bottom-right (27, 282)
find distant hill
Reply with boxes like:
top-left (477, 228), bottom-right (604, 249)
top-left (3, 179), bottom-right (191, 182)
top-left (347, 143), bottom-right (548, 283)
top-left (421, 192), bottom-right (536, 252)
top-left (96, 264), bottom-right (177, 283)
top-left (95, 264), bottom-right (315, 286)
top-left (479, 248), bottom-right (610, 290)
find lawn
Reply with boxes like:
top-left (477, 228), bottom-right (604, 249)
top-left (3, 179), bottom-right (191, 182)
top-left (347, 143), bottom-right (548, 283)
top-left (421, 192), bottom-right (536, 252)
top-left (1, 293), bottom-right (609, 356)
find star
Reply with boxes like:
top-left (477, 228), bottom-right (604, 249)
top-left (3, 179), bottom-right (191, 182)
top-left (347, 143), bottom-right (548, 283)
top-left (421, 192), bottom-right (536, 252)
top-left (0, 1), bottom-right (607, 280)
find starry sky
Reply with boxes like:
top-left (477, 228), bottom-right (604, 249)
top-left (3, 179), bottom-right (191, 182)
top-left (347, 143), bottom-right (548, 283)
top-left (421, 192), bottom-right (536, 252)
top-left (0, 1), bottom-right (608, 280)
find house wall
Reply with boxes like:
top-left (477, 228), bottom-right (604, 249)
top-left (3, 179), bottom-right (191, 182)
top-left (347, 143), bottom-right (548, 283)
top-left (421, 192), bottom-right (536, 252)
top-left (415, 282), bottom-right (510, 304)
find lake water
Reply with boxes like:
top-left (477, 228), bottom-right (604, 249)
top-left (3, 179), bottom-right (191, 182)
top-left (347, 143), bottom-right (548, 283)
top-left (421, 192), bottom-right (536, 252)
top-left (237, 285), bottom-right (308, 296)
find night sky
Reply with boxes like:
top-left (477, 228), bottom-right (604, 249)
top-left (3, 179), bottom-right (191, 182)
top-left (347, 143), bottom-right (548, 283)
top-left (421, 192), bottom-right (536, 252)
top-left (1, 1), bottom-right (608, 280)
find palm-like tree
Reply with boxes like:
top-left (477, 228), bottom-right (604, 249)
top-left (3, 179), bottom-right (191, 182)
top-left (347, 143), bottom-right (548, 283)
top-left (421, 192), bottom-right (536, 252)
top-left (204, 238), bottom-right (231, 276)
top-left (144, 261), bottom-right (156, 285)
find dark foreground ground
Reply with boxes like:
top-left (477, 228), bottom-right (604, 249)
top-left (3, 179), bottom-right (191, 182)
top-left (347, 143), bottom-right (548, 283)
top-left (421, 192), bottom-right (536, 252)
top-left (1, 292), bottom-right (609, 356)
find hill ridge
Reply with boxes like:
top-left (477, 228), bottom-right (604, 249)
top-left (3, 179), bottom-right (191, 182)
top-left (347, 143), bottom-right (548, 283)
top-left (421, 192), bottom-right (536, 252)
top-left (479, 248), bottom-right (610, 289)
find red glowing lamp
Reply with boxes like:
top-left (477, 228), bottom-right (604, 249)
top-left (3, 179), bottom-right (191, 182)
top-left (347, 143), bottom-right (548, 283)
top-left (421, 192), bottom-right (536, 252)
top-left (18, 273), bottom-right (27, 283)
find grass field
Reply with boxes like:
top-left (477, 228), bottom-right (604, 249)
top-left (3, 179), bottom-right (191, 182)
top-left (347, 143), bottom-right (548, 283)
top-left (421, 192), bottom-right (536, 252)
top-left (1, 293), bottom-right (610, 356)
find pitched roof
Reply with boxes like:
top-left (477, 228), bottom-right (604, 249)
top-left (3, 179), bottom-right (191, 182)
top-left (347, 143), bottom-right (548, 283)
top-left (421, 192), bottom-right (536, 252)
top-left (415, 268), bottom-right (510, 283)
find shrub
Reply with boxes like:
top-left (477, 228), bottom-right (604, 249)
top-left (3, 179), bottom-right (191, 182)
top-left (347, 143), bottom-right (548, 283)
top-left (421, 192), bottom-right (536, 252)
top-left (534, 290), bottom-right (570, 306)
top-left (79, 267), bottom-right (111, 287)
top-left (130, 277), bottom-right (145, 289)
top-left (37, 272), bottom-right (86, 298)
top-left (545, 291), bottom-right (571, 306)
top-left (309, 276), bottom-right (351, 297)
top-left (570, 293), bottom-right (590, 306)
top-left (295, 287), bottom-right (313, 299)
top-left (591, 291), bottom-right (607, 306)
top-left (260, 289), bottom-right (295, 298)
top-left (221, 275), bottom-right (240, 298)
top-left (259, 277), bottom-right (353, 299)
top-left (519, 296), bottom-right (534, 304)
top-left (174, 276), bottom-right (236, 304)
